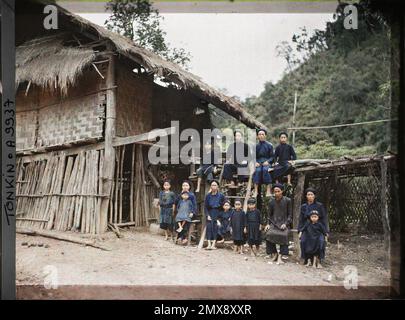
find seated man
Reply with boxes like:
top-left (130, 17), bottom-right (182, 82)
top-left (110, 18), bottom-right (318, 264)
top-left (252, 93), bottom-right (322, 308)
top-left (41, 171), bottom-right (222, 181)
top-left (222, 130), bottom-right (253, 186)
top-left (272, 132), bottom-right (297, 186)
top-left (253, 129), bottom-right (274, 197)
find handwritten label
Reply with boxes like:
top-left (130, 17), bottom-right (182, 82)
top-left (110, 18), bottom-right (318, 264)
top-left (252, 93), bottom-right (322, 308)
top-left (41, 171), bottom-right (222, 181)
top-left (3, 98), bottom-right (16, 226)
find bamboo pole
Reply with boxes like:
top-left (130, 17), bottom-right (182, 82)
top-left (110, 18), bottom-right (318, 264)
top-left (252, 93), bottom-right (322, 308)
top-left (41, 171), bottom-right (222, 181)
top-left (293, 173), bottom-right (306, 258)
top-left (114, 149), bottom-right (120, 224)
top-left (130, 145), bottom-right (135, 222)
top-left (119, 146), bottom-right (125, 224)
top-left (99, 53), bottom-right (116, 233)
top-left (47, 153), bottom-right (66, 230)
top-left (17, 227), bottom-right (111, 251)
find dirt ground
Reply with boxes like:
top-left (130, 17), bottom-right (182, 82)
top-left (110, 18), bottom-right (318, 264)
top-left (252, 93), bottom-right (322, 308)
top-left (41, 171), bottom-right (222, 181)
top-left (16, 228), bottom-right (390, 290)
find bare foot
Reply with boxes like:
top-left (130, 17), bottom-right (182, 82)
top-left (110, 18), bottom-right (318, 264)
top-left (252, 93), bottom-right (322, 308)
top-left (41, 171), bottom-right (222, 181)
top-left (276, 254), bottom-right (283, 265)
top-left (313, 256), bottom-right (318, 268)
top-left (306, 259), bottom-right (312, 267)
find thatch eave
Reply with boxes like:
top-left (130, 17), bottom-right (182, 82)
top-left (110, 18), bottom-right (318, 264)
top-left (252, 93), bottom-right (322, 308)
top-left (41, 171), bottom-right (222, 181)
top-left (55, 3), bottom-right (268, 130)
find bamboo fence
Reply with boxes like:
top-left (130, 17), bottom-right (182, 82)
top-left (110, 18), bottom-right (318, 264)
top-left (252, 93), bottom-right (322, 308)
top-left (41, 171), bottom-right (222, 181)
top-left (16, 144), bottom-right (159, 234)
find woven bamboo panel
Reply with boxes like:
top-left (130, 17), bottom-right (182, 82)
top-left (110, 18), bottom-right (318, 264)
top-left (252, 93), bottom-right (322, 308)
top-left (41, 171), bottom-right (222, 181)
top-left (36, 93), bottom-right (104, 147)
top-left (115, 62), bottom-right (153, 137)
top-left (16, 68), bottom-right (105, 150)
top-left (297, 162), bottom-right (396, 234)
top-left (16, 110), bottom-right (37, 150)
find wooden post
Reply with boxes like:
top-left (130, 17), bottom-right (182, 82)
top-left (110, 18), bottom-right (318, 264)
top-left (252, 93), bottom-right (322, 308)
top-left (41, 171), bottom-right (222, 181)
top-left (99, 54), bottom-right (116, 233)
top-left (292, 91), bottom-right (298, 146)
top-left (380, 159), bottom-right (390, 252)
top-left (293, 173), bottom-right (305, 258)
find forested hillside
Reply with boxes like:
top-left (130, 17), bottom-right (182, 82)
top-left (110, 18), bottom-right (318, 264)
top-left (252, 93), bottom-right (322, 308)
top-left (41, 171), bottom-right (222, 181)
top-left (242, 3), bottom-right (393, 159)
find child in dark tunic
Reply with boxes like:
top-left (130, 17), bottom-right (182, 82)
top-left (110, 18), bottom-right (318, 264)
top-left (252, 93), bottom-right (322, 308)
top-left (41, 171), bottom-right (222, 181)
top-left (158, 180), bottom-right (176, 240)
top-left (272, 132), bottom-right (297, 185)
top-left (299, 210), bottom-right (328, 268)
top-left (230, 199), bottom-right (247, 254)
top-left (217, 200), bottom-right (233, 242)
top-left (246, 198), bottom-right (262, 256)
top-left (175, 191), bottom-right (194, 244)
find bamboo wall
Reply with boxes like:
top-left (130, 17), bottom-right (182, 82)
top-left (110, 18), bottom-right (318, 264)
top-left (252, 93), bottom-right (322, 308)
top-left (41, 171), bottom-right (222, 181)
top-left (115, 62), bottom-right (153, 137)
top-left (16, 70), bottom-right (105, 151)
top-left (108, 144), bottom-right (159, 227)
top-left (16, 144), bottom-right (159, 233)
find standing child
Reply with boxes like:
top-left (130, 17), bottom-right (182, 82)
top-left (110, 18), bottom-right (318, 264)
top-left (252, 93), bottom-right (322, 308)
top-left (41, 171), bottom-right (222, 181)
top-left (217, 200), bottom-right (233, 243)
top-left (299, 210), bottom-right (328, 268)
top-left (230, 199), bottom-right (247, 254)
top-left (175, 191), bottom-right (194, 244)
top-left (174, 180), bottom-right (197, 244)
top-left (246, 198), bottom-right (262, 256)
top-left (204, 180), bottom-right (225, 250)
top-left (158, 180), bottom-right (176, 240)
top-left (272, 132), bottom-right (297, 186)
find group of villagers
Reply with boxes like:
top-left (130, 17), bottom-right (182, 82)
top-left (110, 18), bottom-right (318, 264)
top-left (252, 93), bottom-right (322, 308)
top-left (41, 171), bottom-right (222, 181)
top-left (158, 129), bottom-right (329, 267)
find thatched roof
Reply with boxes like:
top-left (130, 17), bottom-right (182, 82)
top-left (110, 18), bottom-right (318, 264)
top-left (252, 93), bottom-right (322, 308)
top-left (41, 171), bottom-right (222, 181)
top-left (16, 33), bottom-right (95, 94)
top-left (17, 2), bottom-right (267, 130)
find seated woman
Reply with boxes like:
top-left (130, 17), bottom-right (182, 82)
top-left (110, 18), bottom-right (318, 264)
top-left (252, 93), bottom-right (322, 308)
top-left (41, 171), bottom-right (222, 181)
top-left (195, 140), bottom-right (221, 193)
top-left (222, 130), bottom-right (253, 186)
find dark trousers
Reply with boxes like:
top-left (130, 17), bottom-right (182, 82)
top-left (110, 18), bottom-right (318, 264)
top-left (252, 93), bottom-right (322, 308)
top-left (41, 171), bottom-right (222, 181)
top-left (253, 164), bottom-right (272, 185)
top-left (177, 221), bottom-right (190, 240)
top-left (223, 163), bottom-right (249, 181)
top-left (266, 241), bottom-right (289, 255)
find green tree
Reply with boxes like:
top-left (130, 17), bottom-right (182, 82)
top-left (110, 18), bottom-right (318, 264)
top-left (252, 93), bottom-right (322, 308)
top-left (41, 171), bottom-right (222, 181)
top-left (105, 0), bottom-right (191, 67)
top-left (244, 1), bottom-right (392, 157)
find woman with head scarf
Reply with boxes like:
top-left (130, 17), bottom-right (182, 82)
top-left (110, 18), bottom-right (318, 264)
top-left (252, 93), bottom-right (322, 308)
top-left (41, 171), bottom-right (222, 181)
top-left (204, 180), bottom-right (225, 250)
top-left (298, 188), bottom-right (329, 263)
top-left (222, 130), bottom-right (253, 186)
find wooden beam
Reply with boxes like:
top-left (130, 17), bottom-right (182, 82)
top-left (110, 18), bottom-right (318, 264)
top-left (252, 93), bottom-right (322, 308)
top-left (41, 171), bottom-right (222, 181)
top-left (380, 159), bottom-right (390, 252)
top-left (293, 173), bottom-right (306, 258)
top-left (146, 168), bottom-right (161, 189)
top-left (99, 54), bottom-right (117, 233)
top-left (16, 228), bottom-right (111, 251)
top-left (112, 126), bottom-right (176, 147)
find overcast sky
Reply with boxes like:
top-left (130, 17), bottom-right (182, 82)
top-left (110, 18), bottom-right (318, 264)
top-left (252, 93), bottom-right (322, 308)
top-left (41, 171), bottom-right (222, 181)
top-left (80, 13), bottom-right (334, 99)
